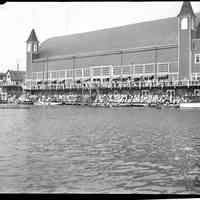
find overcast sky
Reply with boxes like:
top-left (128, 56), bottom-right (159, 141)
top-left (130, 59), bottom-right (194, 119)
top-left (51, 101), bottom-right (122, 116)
top-left (0, 1), bottom-right (200, 72)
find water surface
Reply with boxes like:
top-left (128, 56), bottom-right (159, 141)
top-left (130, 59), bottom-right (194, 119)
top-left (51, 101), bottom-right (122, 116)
top-left (0, 106), bottom-right (200, 193)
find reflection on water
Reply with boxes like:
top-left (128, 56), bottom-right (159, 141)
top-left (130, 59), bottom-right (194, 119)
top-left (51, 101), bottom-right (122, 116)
top-left (0, 106), bottom-right (200, 193)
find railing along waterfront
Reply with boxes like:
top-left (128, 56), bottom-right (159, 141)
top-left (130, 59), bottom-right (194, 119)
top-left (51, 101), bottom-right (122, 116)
top-left (25, 79), bottom-right (200, 91)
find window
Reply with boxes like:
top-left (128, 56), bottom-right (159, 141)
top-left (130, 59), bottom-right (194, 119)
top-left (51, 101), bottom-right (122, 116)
top-left (158, 63), bottom-right (169, 73)
top-left (122, 66), bottom-right (131, 75)
top-left (38, 72), bottom-right (43, 80)
top-left (181, 17), bottom-right (188, 30)
top-left (66, 70), bottom-right (73, 78)
top-left (113, 66), bottom-right (121, 76)
top-left (83, 68), bottom-right (90, 77)
top-left (33, 44), bottom-right (37, 52)
top-left (134, 65), bottom-right (144, 74)
top-left (195, 54), bottom-right (200, 64)
top-left (191, 19), bottom-right (195, 30)
top-left (27, 43), bottom-right (31, 52)
top-left (92, 67), bottom-right (101, 77)
top-left (102, 67), bottom-right (110, 76)
top-left (170, 74), bottom-right (178, 81)
top-left (58, 71), bottom-right (65, 79)
top-left (51, 71), bottom-right (57, 79)
top-left (144, 64), bottom-right (154, 74)
top-left (75, 69), bottom-right (82, 78)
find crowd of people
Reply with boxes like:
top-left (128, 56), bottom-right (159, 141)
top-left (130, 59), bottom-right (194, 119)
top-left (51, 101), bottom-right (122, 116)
top-left (7, 92), bottom-right (190, 107)
top-left (92, 93), bottom-right (189, 106)
top-left (0, 87), bottom-right (194, 107)
top-left (32, 78), bottom-right (200, 90)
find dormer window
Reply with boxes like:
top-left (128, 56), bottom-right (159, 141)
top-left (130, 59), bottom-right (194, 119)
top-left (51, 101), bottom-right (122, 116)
top-left (181, 17), bottom-right (188, 30)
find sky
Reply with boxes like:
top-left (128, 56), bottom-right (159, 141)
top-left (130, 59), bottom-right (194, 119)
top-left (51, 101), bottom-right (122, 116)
top-left (0, 1), bottom-right (200, 72)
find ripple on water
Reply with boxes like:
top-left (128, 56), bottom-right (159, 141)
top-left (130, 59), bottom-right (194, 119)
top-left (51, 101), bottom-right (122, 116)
top-left (0, 107), bottom-right (199, 193)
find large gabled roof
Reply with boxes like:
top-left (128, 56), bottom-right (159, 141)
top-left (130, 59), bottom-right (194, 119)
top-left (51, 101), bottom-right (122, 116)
top-left (38, 16), bottom-right (178, 59)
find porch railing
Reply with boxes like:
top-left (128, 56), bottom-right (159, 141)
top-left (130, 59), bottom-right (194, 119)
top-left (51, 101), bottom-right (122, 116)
top-left (24, 79), bottom-right (200, 91)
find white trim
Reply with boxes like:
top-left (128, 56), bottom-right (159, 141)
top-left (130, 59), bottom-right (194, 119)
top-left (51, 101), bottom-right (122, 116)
top-left (189, 16), bottom-right (192, 81)
top-left (178, 17), bottom-right (180, 80)
top-left (29, 61), bottom-right (179, 82)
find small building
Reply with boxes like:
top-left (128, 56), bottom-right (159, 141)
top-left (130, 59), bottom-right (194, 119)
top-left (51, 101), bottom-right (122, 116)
top-left (6, 70), bottom-right (26, 86)
top-left (0, 73), bottom-right (6, 86)
top-left (0, 70), bottom-right (26, 97)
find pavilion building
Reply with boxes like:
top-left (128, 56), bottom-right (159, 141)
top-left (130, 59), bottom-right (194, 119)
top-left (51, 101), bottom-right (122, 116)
top-left (25, 1), bottom-right (200, 95)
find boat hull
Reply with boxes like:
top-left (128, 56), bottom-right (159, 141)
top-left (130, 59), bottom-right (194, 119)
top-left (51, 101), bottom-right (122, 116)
top-left (179, 102), bottom-right (200, 109)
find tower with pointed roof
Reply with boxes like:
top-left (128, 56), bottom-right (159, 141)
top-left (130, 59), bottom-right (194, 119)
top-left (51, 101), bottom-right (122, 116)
top-left (178, 1), bottom-right (196, 80)
top-left (26, 29), bottom-right (39, 80)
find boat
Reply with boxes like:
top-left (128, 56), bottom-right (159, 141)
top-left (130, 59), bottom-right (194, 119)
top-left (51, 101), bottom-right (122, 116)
top-left (179, 102), bottom-right (200, 109)
top-left (131, 102), bottom-right (148, 107)
top-left (49, 101), bottom-right (63, 106)
top-left (0, 104), bottom-right (31, 109)
top-left (34, 100), bottom-right (50, 106)
top-left (18, 99), bottom-right (34, 105)
top-left (148, 103), bottom-right (157, 107)
top-left (165, 103), bottom-right (180, 109)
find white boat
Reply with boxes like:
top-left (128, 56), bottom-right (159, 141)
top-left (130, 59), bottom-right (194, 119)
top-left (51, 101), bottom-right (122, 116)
top-left (34, 101), bottom-right (50, 106)
top-left (179, 102), bottom-right (200, 109)
top-left (49, 101), bottom-right (62, 106)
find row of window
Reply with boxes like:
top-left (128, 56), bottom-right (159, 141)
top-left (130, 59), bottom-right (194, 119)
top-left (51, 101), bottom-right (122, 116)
top-left (31, 62), bottom-right (178, 80)
top-left (192, 73), bottom-right (200, 81)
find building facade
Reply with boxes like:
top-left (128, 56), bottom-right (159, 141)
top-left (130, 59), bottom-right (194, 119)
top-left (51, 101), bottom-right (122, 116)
top-left (25, 2), bottom-right (200, 91)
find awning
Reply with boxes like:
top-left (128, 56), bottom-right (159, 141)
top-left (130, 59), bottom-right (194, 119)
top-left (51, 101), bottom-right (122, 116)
top-left (122, 77), bottom-right (129, 81)
top-left (112, 78), bottom-right (121, 81)
top-left (158, 75), bottom-right (169, 80)
top-left (149, 75), bottom-right (154, 80)
top-left (51, 80), bottom-right (57, 84)
top-left (76, 80), bottom-right (81, 84)
top-left (84, 79), bottom-right (91, 82)
top-left (37, 81), bottom-right (42, 84)
top-left (134, 78), bottom-right (140, 81)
